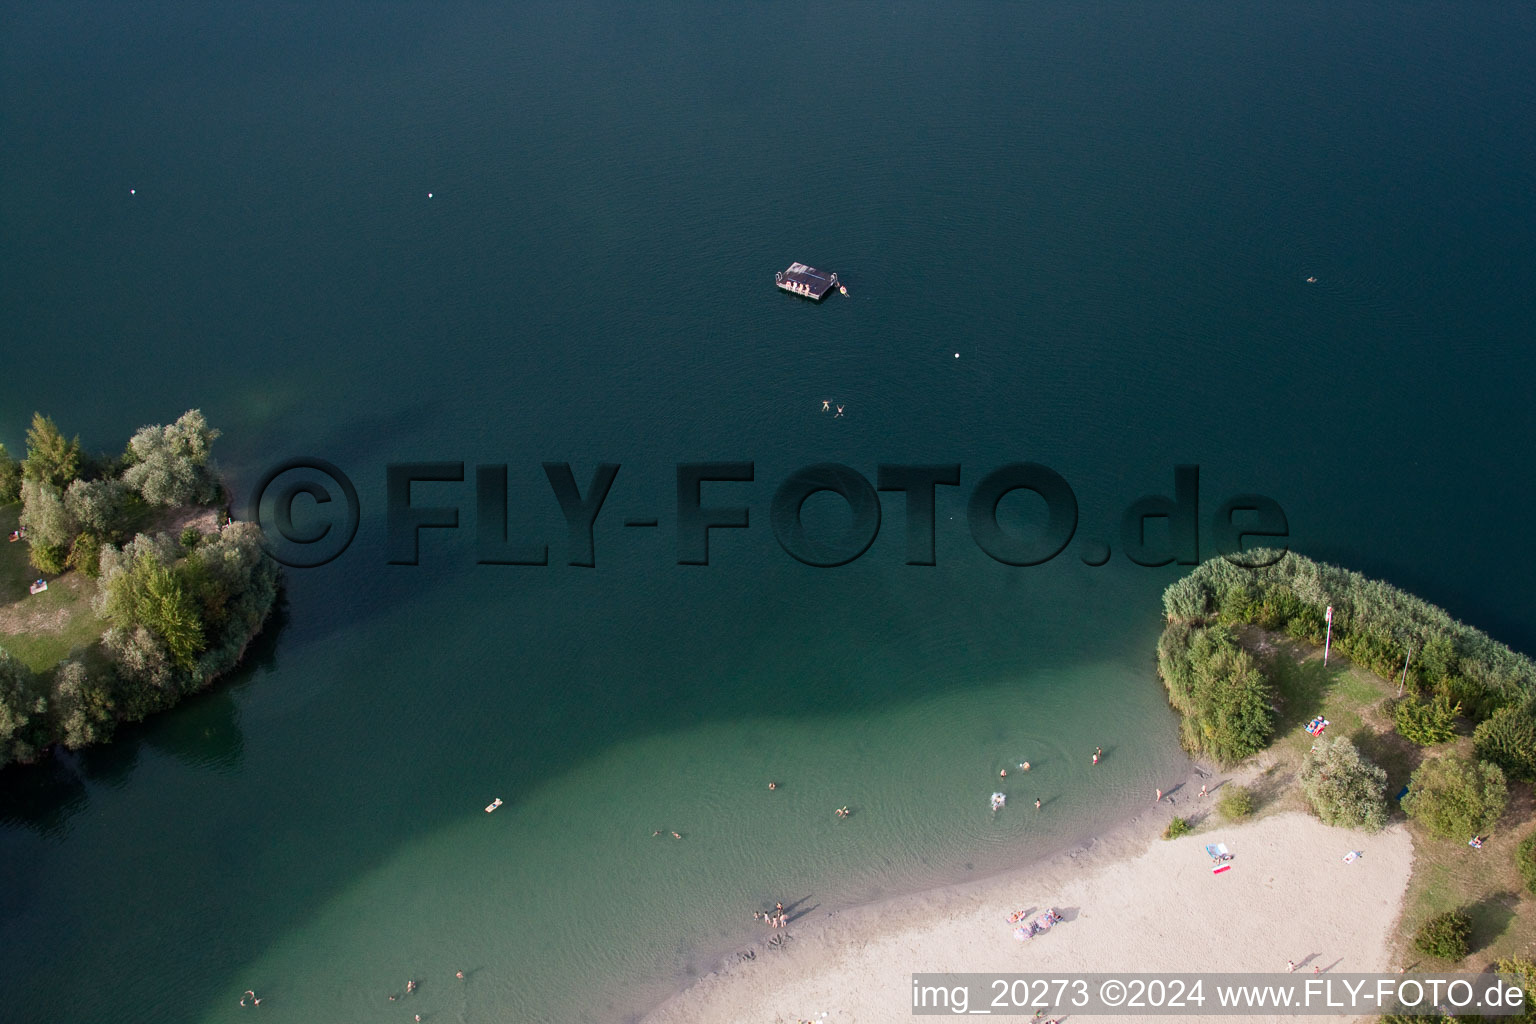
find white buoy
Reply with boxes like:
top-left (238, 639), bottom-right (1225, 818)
top-left (954, 352), bottom-right (960, 358)
top-left (129, 189), bottom-right (136, 195)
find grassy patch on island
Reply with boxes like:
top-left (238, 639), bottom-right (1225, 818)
top-left (0, 503), bottom-right (106, 672)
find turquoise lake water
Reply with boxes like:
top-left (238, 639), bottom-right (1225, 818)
top-left (2, 3), bottom-right (1534, 1021)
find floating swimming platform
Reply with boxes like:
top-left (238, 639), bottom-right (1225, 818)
top-left (485, 798), bottom-right (503, 813)
top-left (776, 262), bottom-right (842, 301)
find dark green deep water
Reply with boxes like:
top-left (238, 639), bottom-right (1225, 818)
top-left (2, 3), bottom-right (1534, 1022)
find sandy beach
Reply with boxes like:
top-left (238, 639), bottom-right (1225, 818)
top-left (643, 811), bottom-right (1414, 1024)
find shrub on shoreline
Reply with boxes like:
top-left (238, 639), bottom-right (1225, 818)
top-left (1218, 785), bottom-right (1254, 821)
top-left (1162, 817), bottom-right (1190, 840)
top-left (1156, 622), bottom-right (1274, 763)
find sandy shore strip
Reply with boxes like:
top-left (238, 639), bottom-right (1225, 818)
top-left (642, 812), bottom-right (1413, 1024)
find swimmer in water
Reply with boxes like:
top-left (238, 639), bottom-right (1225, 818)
top-left (1035, 798), bottom-right (1042, 810)
top-left (1000, 769), bottom-right (1007, 778)
top-left (1021, 761), bottom-right (1030, 771)
top-left (671, 831), bottom-right (682, 839)
top-left (455, 970), bottom-right (465, 980)
top-left (822, 399), bottom-right (830, 412)
top-left (835, 404), bottom-right (845, 418)
top-left (768, 781), bottom-right (777, 790)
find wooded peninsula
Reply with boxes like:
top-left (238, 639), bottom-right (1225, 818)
top-left (0, 411), bottom-right (279, 768)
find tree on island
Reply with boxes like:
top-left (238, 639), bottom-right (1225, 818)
top-left (21, 413), bottom-right (82, 491)
top-left (98, 522), bottom-right (278, 715)
top-left (1299, 736), bottom-right (1389, 832)
top-left (18, 479), bottom-right (77, 573)
top-left (0, 443), bottom-right (21, 505)
top-left (0, 649), bottom-right (44, 765)
top-left (1401, 754), bottom-right (1508, 840)
top-left (121, 410), bottom-right (221, 507)
top-left (51, 659), bottom-right (115, 750)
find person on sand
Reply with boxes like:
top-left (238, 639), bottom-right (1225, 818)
top-left (1092, 751), bottom-right (1099, 765)
top-left (1155, 788), bottom-right (1162, 802)
top-left (1287, 959), bottom-right (1296, 972)
top-left (1200, 784), bottom-right (1207, 798)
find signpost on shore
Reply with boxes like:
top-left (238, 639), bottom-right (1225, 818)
top-left (1323, 605), bottom-right (1334, 666)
